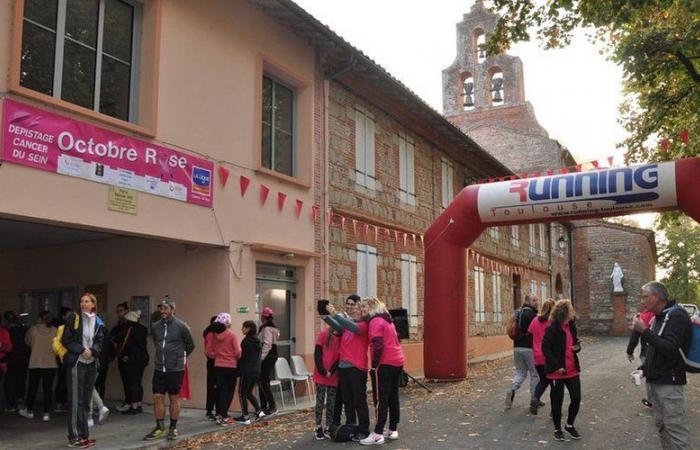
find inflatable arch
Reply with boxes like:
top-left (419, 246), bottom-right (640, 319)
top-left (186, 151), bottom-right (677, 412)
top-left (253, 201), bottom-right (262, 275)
top-left (423, 158), bottom-right (700, 379)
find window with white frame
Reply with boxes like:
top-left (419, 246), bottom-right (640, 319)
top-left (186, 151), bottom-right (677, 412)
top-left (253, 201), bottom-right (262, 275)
top-left (398, 133), bottom-right (416, 205)
top-left (530, 280), bottom-right (537, 299)
top-left (489, 226), bottom-right (500, 240)
top-left (20, 0), bottom-right (141, 122)
top-left (474, 267), bottom-right (485, 322)
top-left (356, 244), bottom-right (377, 298)
top-left (492, 271), bottom-right (502, 322)
top-left (529, 224), bottom-right (536, 254)
top-left (538, 223), bottom-right (546, 257)
top-left (441, 157), bottom-right (454, 208)
top-left (355, 109), bottom-right (376, 189)
top-left (401, 254), bottom-right (418, 326)
top-left (511, 225), bottom-right (519, 248)
top-left (541, 281), bottom-right (547, 300)
top-left (262, 75), bottom-right (295, 176)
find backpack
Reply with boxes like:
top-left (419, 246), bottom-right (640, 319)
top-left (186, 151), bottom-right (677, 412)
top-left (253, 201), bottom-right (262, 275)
top-left (658, 306), bottom-right (700, 373)
top-left (52, 314), bottom-right (80, 362)
top-left (331, 424), bottom-right (358, 442)
top-left (506, 308), bottom-right (524, 340)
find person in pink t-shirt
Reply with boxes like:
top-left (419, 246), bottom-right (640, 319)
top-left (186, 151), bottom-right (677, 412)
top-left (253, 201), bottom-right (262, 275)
top-left (527, 298), bottom-right (556, 415)
top-left (312, 322), bottom-right (341, 440)
top-left (205, 312), bottom-right (241, 426)
top-left (542, 300), bottom-right (582, 442)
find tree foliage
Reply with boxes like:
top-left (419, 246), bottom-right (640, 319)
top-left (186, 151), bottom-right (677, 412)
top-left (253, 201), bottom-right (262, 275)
top-left (657, 215), bottom-right (700, 305)
top-left (486, 0), bottom-right (700, 163)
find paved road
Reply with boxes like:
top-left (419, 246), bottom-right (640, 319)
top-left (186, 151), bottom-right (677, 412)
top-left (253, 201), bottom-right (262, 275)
top-left (183, 336), bottom-right (699, 450)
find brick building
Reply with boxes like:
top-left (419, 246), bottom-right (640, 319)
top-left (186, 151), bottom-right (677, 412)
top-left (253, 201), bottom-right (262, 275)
top-left (572, 220), bottom-right (657, 334)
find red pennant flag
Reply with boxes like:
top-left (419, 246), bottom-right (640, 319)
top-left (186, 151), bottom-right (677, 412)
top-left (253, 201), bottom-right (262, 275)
top-left (660, 138), bottom-right (670, 152)
top-left (498, 176), bottom-right (506, 182)
top-left (680, 129), bottom-right (689, 144)
top-left (218, 166), bottom-right (230, 188)
top-left (508, 175), bottom-right (517, 180)
top-left (607, 156), bottom-right (614, 167)
top-left (259, 184), bottom-right (270, 205)
top-left (311, 205), bottom-right (319, 223)
top-left (591, 160), bottom-right (600, 169)
top-left (559, 167), bottom-right (569, 174)
top-left (277, 192), bottom-right (287, 211)
top-left (340, 216), bottom-right (346, 230)
top-left (240, 175), bottom-right (251, 197)
top-left (295, 200), bottom-right (303, 218)
top-left (575, 164), bottom-right (582, 172)
top-left (352, 219), bottom-right (357, 234)
top-left (546, 170), bottom-right (554, 176)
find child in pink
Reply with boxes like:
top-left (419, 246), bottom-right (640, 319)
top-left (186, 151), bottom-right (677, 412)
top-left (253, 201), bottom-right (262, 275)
top-left (312, 323), bottom-right (340, 440)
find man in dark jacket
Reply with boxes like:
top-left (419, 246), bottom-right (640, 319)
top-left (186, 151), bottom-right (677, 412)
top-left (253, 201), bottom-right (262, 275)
top-left (633, 281), bottom-right (691, 449)
top-left (144, 297), bottom-right (194, 442)
top-left (505, 294), bottom-right (540, 410)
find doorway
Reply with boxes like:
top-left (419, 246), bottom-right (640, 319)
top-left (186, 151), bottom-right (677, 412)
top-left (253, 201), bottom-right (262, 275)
top-left (255, 263), bottom-right (296, 361)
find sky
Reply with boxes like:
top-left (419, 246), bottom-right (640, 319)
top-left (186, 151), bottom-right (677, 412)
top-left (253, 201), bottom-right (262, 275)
top-left (294, 0), bottom-right (657, 230)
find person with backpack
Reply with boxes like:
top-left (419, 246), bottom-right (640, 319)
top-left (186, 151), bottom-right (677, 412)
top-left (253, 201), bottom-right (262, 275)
top-left (527, 298), bottom-right (555, 415)
top-left (61, 293), bottom-right (105, 448)
top-left (258, 307), bottom-right (280, 416)
top-left (205, 312), bottom-right (241, 426)
top-left (505, 294), bottom-right (540, 410)
top-left (234, 320), bottom-right (264, 424)
top-left (312, 319), bottom-right (341, 440)
top-left (632, 281), bottom-right (692, 449)
top-left (119, 310), bottom-right (149, 415)
top-left (542, 299), bottom-right (582, 442)
top-left (20, 310), bottom-right (57, 422)
top-left (627, 303), bottom-right (655, 408)
top-left (360, 297), bottom-right (405, 446)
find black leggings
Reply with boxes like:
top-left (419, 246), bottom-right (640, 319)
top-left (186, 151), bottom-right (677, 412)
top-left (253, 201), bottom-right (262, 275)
top-left (205, 359), bottom-right (218, 414)
top-left (373, 365), bottom-right (402, 434)
top-left (550, 376), bottom-right (581, 430)
top-left (123, 365), bottom-right (146, 404)
top-left (215, 367), bottom-right (238, 418)
top-left (258, 355), bottom-right (277, 411)
top-left (238, 372), bottom-right (260, 416)
top-left (534, 364), bottom-right (554, 401)
top-left (339, 367), bottom-right (369, 435)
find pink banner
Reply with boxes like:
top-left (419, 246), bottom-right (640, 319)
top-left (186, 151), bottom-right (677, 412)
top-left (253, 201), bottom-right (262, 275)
top-left (1, 99), bottom-right (214, 207)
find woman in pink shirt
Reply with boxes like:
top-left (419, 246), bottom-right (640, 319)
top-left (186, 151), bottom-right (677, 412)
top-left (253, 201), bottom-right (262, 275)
top-left (527, 298), bottom-right (555, 415)
top-left (542, 300), bottom-right (582, 442)
top-left (205, 312), bottom-right (241, 426)
top-left (312, 321), bottom-right (341, 440)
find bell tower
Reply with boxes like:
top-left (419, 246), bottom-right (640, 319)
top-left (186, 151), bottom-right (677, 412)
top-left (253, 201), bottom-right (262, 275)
top-left (442, 0), bottom-right (525, 115)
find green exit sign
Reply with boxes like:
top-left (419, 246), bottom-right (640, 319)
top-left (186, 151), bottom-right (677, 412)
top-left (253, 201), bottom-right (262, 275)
top-left (236, 306), bottom-right (250, 314)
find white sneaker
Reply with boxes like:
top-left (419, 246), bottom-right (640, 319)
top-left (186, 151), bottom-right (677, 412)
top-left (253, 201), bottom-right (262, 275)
top-left (18, 408), bottom-right (34, 419)
top-left (116, 403), bottom-right (130, 412)
top-left (359, 432), bottom-right (385, 445)
top-left (256, 410), bottom-right (266, 421)
top-left (98, 406), bottom-right (110, 423)
top-left (42, 413), bottom-right (50, 422)
top-left (383, 429), bottom-right (399, 440)
top-left (87, 417), bottom-right (94, 428)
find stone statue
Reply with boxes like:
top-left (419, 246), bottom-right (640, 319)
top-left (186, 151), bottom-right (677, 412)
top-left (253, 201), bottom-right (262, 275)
top-left (610, 262), bottom-right (624, 293)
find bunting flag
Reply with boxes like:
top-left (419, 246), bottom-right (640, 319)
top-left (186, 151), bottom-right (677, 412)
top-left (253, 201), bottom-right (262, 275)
top-left (259, 184), bottom-right (270, 205)
top-left (661, 138), bottom-right (670, 152)
top-left (311, 205), bottom-right (319, 223)
top-left (546, 170), bottom-right (554, 176)
top-left (295, 199), bottom-right (304, 218)
top-left (277, 192), bottom-right (287, 211)
top-left (607, 156), bottom-right (614, 167)
top-left (240, 175), bottom-right (251, 197)
top-left (680, 129), bottom-right (690, 145)
top-left (591, 161), bottom-right (600, 169)
top-left (218, 166), bottom-right (230, 188)
top-left (575, 164), bottom-right (582, 172)
top-left (559, 167), bottom-right (569, 174)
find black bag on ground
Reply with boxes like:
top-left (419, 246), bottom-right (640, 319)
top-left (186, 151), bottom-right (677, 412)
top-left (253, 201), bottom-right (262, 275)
top-left (332, 424), bottom-right (358, 442)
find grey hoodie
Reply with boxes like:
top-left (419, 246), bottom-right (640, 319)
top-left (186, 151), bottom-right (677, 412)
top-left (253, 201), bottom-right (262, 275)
top-left (151, 316), bottom-right (195, 372)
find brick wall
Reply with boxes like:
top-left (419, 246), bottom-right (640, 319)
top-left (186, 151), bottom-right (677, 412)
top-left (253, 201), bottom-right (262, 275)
top-left (573, 221), bottom-right (656, 334)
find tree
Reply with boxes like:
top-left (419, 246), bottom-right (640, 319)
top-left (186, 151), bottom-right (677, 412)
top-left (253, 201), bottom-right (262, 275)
top-left (657, 215), bottom-right (700, 305)
top-left (486, 0), bottom-right (700, 163)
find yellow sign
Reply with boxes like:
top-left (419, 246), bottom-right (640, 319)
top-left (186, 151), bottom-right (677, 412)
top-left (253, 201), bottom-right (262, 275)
top-left (108, 186), bottom-right (138, 215)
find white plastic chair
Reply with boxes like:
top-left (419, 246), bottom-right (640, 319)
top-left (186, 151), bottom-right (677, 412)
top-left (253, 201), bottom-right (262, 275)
top-left (291, 355), bottom-right (316, 399)
top-left (274, 357), bottom-right (307, 405)
top-left (269, 377), bottom-right (285, 408)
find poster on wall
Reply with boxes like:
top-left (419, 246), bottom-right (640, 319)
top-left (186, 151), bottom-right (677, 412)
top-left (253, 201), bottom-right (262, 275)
top-left (1, 99), bottom-right (213, 207)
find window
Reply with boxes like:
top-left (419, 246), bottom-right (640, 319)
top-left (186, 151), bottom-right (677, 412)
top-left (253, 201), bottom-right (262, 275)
top-left (401, 254), bottom-right (418, 327)
top-left (20, 0), bottom-right (140, 122)
top-left (262, 75), bottom-right (295, 176)
top-left (529, 224), bottom-right (536, 254)
top-left (489, 226), bottom-right (500, 241)
top-left (355, 109), bottom-right (376, 189)
top-left (541, 281), bottom-right (547, 301)
top-left (356, 244), bottom-right (377, 298)
top-left (441, 157), bottom-right (454, 208)
top-left (538, 223), bottom-right (546, 257)
top-left (530, 280), bottom-right (537, 299)
top-left (492, 272), bottom-right (502, 322)
top-left (398, 133), bottom-right (416, 205)
top-left (474, 267), bottom-right (485, 322)
top-left (511, 225), bottom-right (519, 248)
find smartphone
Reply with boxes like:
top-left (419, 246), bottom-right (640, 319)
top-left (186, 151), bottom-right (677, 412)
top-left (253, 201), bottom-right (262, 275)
top-left (317, 299), bottom-right (330, 316)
